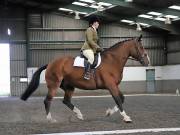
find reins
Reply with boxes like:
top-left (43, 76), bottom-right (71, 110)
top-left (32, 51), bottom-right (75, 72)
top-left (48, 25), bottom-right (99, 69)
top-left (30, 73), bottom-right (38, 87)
top-left (128, 57), bottom-right (138, 61)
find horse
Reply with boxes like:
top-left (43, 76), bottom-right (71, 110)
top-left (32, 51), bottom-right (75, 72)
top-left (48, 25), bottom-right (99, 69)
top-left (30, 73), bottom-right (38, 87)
top-left (21, 35), bottom-right (150, 123)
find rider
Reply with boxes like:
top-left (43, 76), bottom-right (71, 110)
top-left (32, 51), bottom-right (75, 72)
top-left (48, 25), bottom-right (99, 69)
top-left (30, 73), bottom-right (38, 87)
top-left (81, 15), bottom-right (103, 80)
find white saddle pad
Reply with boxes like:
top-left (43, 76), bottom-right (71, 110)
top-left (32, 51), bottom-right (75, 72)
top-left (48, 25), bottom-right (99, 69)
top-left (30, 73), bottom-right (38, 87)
top-left (73, 53), bottom-right (101, 68)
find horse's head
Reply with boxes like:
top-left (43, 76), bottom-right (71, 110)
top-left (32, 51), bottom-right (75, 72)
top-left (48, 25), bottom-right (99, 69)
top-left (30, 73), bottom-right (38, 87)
top-left (130, 35), bottom-right (150, 66)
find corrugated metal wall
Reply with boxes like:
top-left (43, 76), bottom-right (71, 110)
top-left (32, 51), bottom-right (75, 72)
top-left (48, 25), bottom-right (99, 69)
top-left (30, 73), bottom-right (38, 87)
top-left (28, 13), bottom-right (88, 66)
top-left (0, 7), bottom-right (27, 96)
top-left (28, 14), bottom-right (166, 67)
top-left (1, 9), bottom-right (179, 96)
top-left (100, 24), bottom-right (166, 66)
top-left (167, 35), bottom-right (180, 64)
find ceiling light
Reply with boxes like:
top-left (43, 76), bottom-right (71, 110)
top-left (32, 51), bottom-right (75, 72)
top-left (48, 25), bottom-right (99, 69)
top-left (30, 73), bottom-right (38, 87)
top-left (97, 2), bottom-right (112, 6)
top-left (7, 28), bottom-right (11, 36)
top-left (169, 5), bottom-right (180, 10)
top-left (59, 8), bottom-right (73, 12)
top-left (139, 23), bottom-right (151, 27)
top-left (164, 15), bottom-right (179, 19)
top-left (173, 18), bottom-right (180, 21)
top-left (78, 12), bottom-right (88, 15)
top-left (121, 19), bottom-right (134, 24)
top-left (97, 4), bottom-right (104, 11)
top-left (72, 2), bottom-right (88, 7)
top-left (75, 12), bottom-right (80, 19)
top-left (147, 11), bottom-right (162, 16)
top-left (165, 17), bottom-right (171, 24)
top-left (138, 14), bottom-right (153, 19)
top-left (154, 17), bottom-right (166, 21)
top-left (125, 0), bottom-right (133, 2)
top-left (89, 4), bottom-right (99, 9)
top-left (136, 23), bottom-right (142, 31)
top-left (79, 0), bottom-right (95, 3)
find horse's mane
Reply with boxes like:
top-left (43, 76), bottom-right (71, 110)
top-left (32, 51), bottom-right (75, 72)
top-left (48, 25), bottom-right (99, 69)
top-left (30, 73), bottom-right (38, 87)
top-left (102, 38), bottom-right (134, 53)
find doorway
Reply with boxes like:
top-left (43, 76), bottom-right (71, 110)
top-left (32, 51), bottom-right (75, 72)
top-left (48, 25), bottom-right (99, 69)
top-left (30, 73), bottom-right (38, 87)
top-left (0, 43), bottom-right (10, 96)
top-left (146, 69), bottom-right (155, 93)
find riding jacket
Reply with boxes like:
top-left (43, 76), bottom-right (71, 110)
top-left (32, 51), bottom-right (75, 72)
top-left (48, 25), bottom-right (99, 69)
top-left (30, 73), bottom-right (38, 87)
top-left (81, 27), bottom-right (101, 54)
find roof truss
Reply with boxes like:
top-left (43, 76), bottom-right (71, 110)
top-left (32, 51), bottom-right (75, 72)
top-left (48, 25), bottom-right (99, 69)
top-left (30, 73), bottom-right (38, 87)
top-left (63, 0), bottom-right (180, 34)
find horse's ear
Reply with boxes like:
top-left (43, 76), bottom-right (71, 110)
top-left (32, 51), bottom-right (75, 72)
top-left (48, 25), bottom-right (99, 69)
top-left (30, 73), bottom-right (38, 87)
top-left (137, 34), bottom-right (142, 42)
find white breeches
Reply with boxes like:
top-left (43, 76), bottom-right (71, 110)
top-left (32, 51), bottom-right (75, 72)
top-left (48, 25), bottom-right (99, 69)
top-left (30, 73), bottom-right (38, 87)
top-left (82, 49), bottom-right (94, 65)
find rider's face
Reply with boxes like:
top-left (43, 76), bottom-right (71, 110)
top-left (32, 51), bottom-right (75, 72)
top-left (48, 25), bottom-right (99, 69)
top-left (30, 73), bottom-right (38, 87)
top-left (93, 21), bottom-right (99, 29)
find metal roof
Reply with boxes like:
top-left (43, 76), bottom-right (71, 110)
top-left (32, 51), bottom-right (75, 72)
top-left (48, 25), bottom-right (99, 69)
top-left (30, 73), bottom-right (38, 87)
top-left (1, 0), bottom-right (180, 35)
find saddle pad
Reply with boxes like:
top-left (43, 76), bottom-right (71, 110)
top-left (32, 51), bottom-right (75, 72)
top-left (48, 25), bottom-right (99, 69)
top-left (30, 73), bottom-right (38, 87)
top-left (73, 53), bottom-right (101, 68)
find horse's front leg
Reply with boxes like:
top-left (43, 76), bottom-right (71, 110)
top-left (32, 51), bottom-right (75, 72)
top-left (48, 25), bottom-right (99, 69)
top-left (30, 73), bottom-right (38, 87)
top-left (106, 94), bottom-right (125, 116)
top-left (107, 82), bottom-right (132, 123)
top-left (112, 93), bottom-right (132, 123)
top-left (106, 105), bottom-right (119, 116)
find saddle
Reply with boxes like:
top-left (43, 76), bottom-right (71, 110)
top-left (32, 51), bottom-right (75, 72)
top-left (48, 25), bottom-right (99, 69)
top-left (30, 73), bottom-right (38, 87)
top-left (73, 52), bottom-right (101, 68)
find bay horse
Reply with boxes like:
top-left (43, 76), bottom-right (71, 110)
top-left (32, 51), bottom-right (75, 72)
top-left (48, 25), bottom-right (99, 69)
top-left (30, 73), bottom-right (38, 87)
top-left (21, 35), bottom-right (150, 123)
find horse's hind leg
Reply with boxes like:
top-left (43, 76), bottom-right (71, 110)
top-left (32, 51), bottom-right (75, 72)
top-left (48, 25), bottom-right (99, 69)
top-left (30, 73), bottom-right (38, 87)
top-left (44, 80), bottom-right (60, 123)
top-left (61, 85), bottom-right (84, 120)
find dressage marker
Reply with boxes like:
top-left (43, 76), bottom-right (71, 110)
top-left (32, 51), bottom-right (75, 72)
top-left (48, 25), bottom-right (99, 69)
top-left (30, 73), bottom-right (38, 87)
top-left (34, 127), bottom-right (180, 135)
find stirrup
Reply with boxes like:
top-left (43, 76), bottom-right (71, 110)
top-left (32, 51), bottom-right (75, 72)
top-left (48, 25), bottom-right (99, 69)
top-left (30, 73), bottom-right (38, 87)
top-left (84, 72), bottom-right (90, 80)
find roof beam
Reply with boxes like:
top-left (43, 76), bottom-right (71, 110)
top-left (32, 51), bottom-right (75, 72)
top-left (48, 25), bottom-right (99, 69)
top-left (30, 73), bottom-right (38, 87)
top-left (63, 0), bottom-right (180, 17)
top-left (102, 0), bottom-right (180, 17)
top-left (57, 0), bottom-right (180, 34)
top-left (135, 18), bottom-right (180, 35)
top-left (91, 0), bottom-right (180, 34)
top-left (96, 12), bottom-right (180, 35)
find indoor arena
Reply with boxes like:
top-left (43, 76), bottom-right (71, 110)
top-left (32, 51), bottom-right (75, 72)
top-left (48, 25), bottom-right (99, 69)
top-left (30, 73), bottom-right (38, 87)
top-left (0, 0), bottom-right (180, 135)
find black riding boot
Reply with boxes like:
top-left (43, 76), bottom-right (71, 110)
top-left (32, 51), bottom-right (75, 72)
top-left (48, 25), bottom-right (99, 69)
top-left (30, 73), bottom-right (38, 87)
top-left (84, 62), bottom-right (91, 80)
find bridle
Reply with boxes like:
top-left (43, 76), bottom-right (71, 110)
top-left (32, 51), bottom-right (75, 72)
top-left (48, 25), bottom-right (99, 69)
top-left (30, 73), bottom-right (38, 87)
top-left (128, 39), bottom-right (146, 65)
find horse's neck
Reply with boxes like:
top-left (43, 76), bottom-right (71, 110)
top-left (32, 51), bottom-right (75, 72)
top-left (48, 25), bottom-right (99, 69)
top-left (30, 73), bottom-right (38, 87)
top-left (111, 42), bottom-right (131, 67)
top-left (100, 42), bottom-right (131, 79)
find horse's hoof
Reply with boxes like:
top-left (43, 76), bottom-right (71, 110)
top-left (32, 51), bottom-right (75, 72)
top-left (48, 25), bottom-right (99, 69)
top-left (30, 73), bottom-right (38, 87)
top-left (73, 107), bottom-right (84, 120)
top-left (51, 119), bottom-right (57, 123)
top-left (47, 118), bottom-right (57, 123)
top-left (46, 113), bottom-right (57, 123)
top-left (123, 116), bottom-right (132, 123)
top-left (105, 108), bottom-right (113, 117)
top-left (123, 119), bottom-right (132, 123)
top-left (77, 114), bottom-right (84, 120)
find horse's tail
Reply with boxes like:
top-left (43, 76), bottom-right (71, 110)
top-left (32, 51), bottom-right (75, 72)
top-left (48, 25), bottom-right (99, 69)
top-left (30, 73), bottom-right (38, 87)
top-left (20, 64), bottom-right (48, 101)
